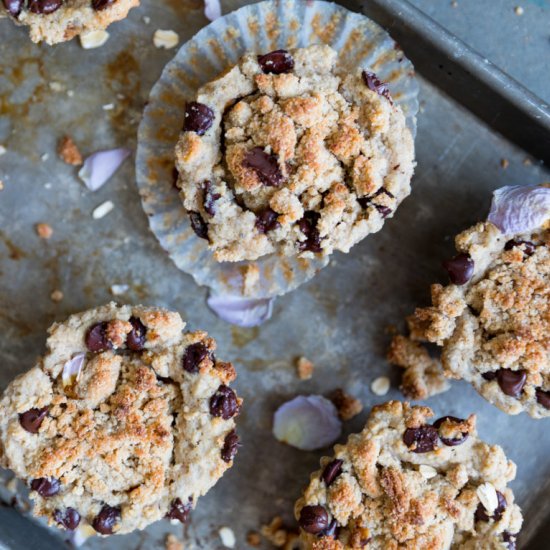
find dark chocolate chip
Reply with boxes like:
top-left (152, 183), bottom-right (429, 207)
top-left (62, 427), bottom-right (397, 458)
top-left (475, 491), bottom-right (507, 522)
top-left (497, 369), bottom-right (526, 397)
top-left (482, 371), bottom-right (497, 381)
top-left (433, 416), bottom-right (469, 447)
top-left (403, 425), bottom-right (439, 453)
top-left (27, 0), bottom-right (62, 14)
top-left (3, 0), bottom-right (23, 16)
top-left (255, 208), bottom-right (281, 234)
top-left (322, 519), bottom-right (339, 538)
top-left (189, 211), bottom-right (209, 240)
top-left (19, 407), bottom-right (48, 434)
top-left (92, 0), bottom-right (115, 10)
top-left (442, 253), bottom-right (474, 285)
top-left (85, 322), bottom-right (113, 353)
top-left (536, 388), bottom-right (550, 409)
top-left (362, 70), bottom-right (393, 103)
top-left (209, 385), bottom-right (238, 419)
top-left (221, 429), bottom-right (240, 462)
top-left (376, 205), bottom-right (392, 218)
top-left (30, 477), bottom-right (60, 497)
top-left (92, 505), bottom-right (121, 535)
top-left (127, 317), bottom-right (146, 351)
top-left (201, 180), bottom-right (221, 216)
top-left (504, 239), bottom-right (536, 256)
top-left (257, 49), bottom-right (295, 74)
top-left (182, 342), bottom-right (209, 373)
top-left (298, 211), bottom-right (322, 253)
top-left (243, 146), bottom-right (284, 187)
top-left (54, 508), bottom-right (81, 531)
top-left (503, 531), bottom-right (517, 550)
top-left (321, 459), bottom-right (343, 487)
top-left (183, 102), bottom-right (214, 136)
top-left (298, 505), bottom-right (329, 535)
top-left (357, 188), bottom-right (394, 216)
top-left (166, 498), bottom-right (192, 523)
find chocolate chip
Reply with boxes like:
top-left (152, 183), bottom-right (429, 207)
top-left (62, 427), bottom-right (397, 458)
top-left (433, 416), bottom-right (469, 447)
top-left (321, 459), bottom-right (343, 486)
top-left (357, 188), bottom-right (394, 216)
top-left (255, 208), bottom-right (280, 234)
top-left (322, 519), bottom-right (339, 538)
top-left (481, 371), bottom-right (497, 381)
top-left (166, 498), bottom-right (192, 523)
top-left (257, 50), bottom-right (295, 74)
top-left (475, 491), bottom-right (507, 522)
top-left (92, 505), bottom-right (121, 534)
top-left (442, 253), bottom-right (474, 285)
top-left (497, 369), bottom-right (526, 397)
top-left (183, 102), bottom-right (214, 136)
top-left (504, 239), bottom-right (536, 256)
top-left (298, 505), bottom-right (329, 535)
top-left (30, 477), bottom-right (60, 497)
top-left (85, 322), bottom-right (113, 353)
top-left (3, 0), bottom-right (23, 16)
top-left (376, 205), bottom-right (392, 218)
top-left (536, 388), bottom-right (550, 409)
top-left (221, 429), bottom-right (240, 462)
top-left (27, 0), bottom-right (62, 14)
top-left (54, 508), bottom-right (81, 530)
top-left (243, 147), bottom-right (284, 187)
top-left (126, 317), bottom-right (146, 351)
top-left (182, 342), bottom-right (209, 373)
top-left (189, 211), bottom-right (209, 240)
top-left (92, 0), bottom-right (115, 10)
top-left (403, 425), bottom-right (439, 453)
top-left (362, 70), bottom-right (393, 103)
top-left (298, 211), bottom-right (322, 253)
top-left (19, 407), bottom-right (48, 434)
top-left (209, 385), bottom-right (239, 419)
top-left (503, 531), bottom-right (517, 550)
top-left (201, 180), bottom-right (221, 216)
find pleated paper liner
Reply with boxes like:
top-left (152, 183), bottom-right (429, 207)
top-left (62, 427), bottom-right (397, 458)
top-left (136, 0), bottom-right (419, 305)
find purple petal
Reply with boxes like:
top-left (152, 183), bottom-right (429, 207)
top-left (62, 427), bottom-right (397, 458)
top-left (204, 0), bottom-right (221, 21)
top-left (273, 395), bottom-right (342, 451)
top-left (62, 353), bottom-right (86, 388)
top-left (487, 185), bottom-right (550, 235)
top-left (78, 148), bottom-right (131, 192)
top-left (207, 293), bottom-right (273, 327)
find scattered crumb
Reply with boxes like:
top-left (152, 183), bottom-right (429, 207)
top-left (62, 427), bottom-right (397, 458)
top-left (92, 200), bottom-right (115, 220)
top-left (219, 526), bottom-right (236, 548)
top-left (387, 334), bottom-right (451, 399)
top-left (6, 477), bottom-right (18, 493)
top-left (0, 145), bottom-right (6, 156)
top-left (165, 533), bottom-right (184, 550)
top-left (154, 29), bottom-right (180, 49)
top-left (48, 81), bottom-right (64, 92)
top-left (451, 0), bottom-right (458, 7)
top-left (419, 464), bottom-right (437, 479)
top-left (0, 180), bottom-right (4, 191)
top-left (500, 158), bottom-right (509, 169)
top-left (260, 516), bottom-right (300, 548)
top-left (110, 284), bottom-right (129, 296)
top-left (44, 182), bottom-right (52, 190)
top-left (246, 531), bottom-right (261, 547)
top-left (296, 356), bottom-right (314, 380)
top-left (50, 290), bottom-right (64, 303)
top-left (41, 152), bottom-right (49, 162)
top-left (370, 376), bottom-right (391, 396)
top-left (67, 90), bottom-right (74, 98)
top-left (35, 222), bottom-right (53, 239)
top-left (58, 136), bottom-right (83, 166)
top-left (329, 388), bottom-right (363, 421)
top-left (80, 29), bottom-right (110, 49)
top-left (514, 6), bottom-right (524, 15)
top-left (523, 157), bottom-right (532, 166)
top-left (102, 103), bottom-right (115, 111)
top-left (143, 15), bottom-right (151, 24)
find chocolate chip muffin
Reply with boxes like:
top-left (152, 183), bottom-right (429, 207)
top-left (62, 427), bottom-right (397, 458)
top-left (406, 221), bottom-right (549, 418)
top-left (295, 401), bottom-right (522, 549)
top-left (175, 45), bottom-right (415, 262)
top-left (0, 303), bottom-right (241, 535)
top-left (1, 0), bottom-right (139, 44)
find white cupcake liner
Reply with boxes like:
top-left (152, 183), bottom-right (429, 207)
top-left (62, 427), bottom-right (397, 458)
top-left (136, 0), bottom-right (419, 301)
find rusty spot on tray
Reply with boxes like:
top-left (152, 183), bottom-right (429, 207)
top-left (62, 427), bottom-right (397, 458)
top-left (231, 326), bottom-right (260, 348)
top-left (0, 232), bottom-right (27, 261)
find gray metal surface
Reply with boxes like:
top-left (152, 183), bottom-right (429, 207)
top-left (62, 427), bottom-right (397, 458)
top-left (0, 1), bottom-right (549, 549)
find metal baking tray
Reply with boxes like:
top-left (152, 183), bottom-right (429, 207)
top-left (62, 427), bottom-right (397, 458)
top-left (0, 0), bottom-right (549, 548)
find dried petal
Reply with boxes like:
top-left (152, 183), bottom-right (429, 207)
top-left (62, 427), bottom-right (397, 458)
top-left (204, 0), bottom-right (221, 21)
top-left (207, 294), bottom-right (273, 328)
top-left (61, 353), bottom-right (86, 388)
top-left (273, 395), bottom-right (342, 451)
top-left (487, 185), bottom-right (550, 235)
top-left (78, 148), bottom-right (131, 191)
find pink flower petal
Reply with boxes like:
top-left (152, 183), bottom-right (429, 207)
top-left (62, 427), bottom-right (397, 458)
top-left (273, 395), bottom-right (342, 451)
top-left (207, 294), bottom-right (273, 327)
top-left (204, 0), bottom-right (221, 21)
top-left (78, 148), bottom-right (131, 191)
top-left (487, 184), bottom-right (550, 235)
top-left (61, 353), bottom-right (86, 388)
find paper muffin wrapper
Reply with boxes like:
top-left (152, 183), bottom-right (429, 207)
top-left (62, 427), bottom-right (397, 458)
top-left (136, 0), bottom-right (419, 301)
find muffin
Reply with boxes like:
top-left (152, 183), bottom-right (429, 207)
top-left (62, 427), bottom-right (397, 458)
top-left (0, 303), bottom-right (241, 535)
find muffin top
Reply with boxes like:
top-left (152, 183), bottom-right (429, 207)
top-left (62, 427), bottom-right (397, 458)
top-left (295, 401), bottom-right (522, 550)
top-left (408, 221), bottom-right (549, 418)
top-left (175, 45), bottom-right (415, 262)
top-left (0, 303), bottom-right (241, 535)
